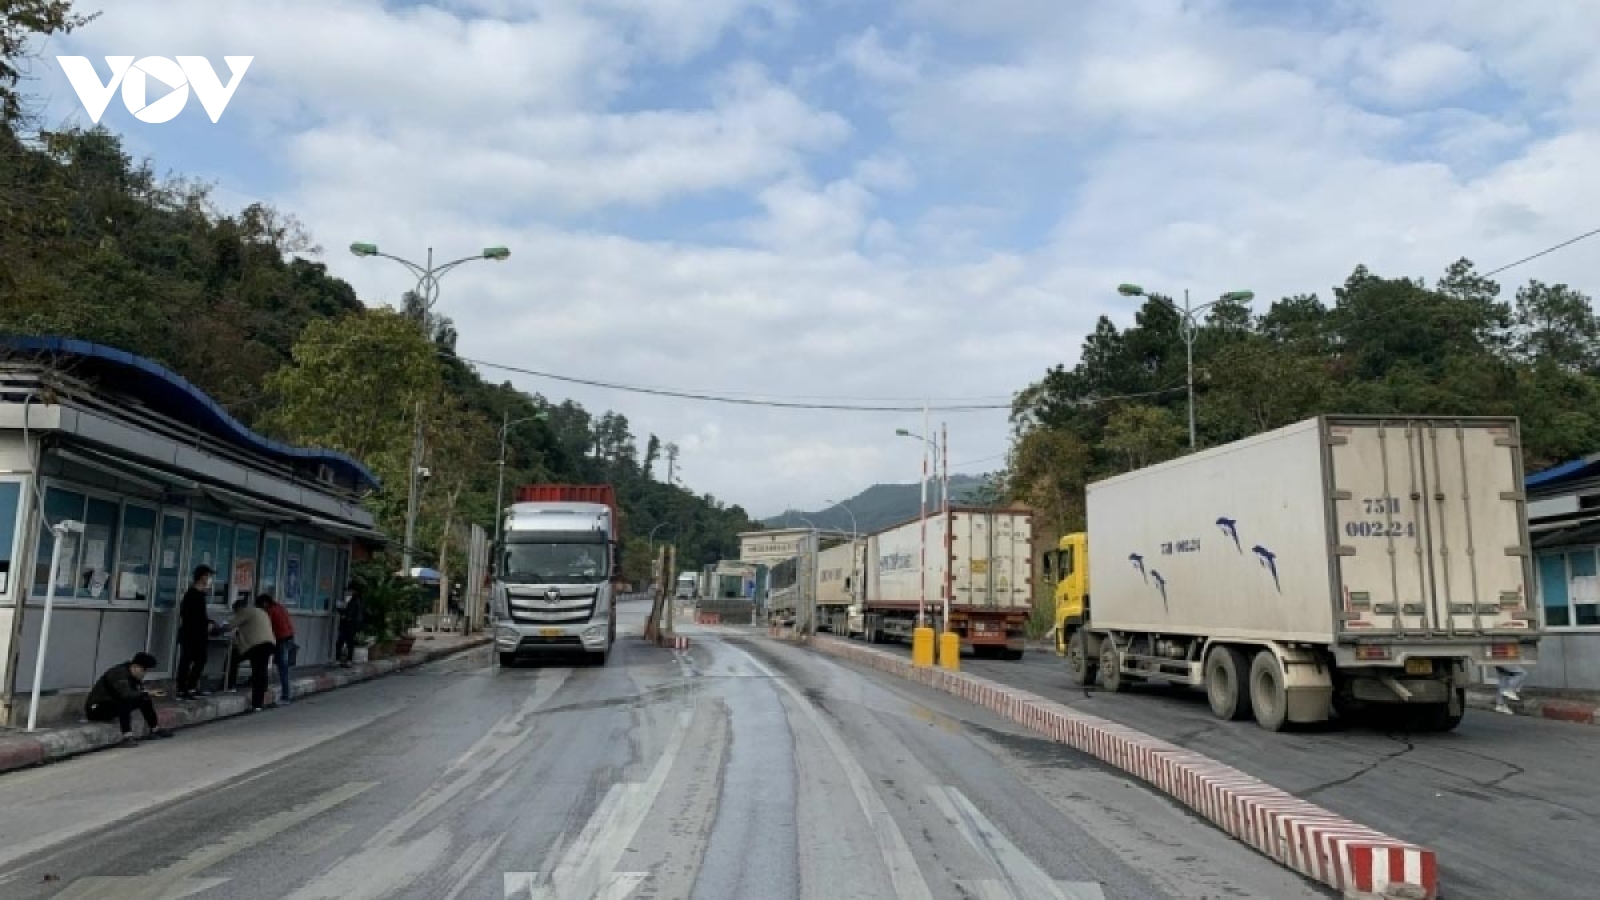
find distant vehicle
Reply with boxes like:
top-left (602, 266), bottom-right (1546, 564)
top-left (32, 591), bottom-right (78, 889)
top-left (1049, 415), bottom-right (1541, 732)
top-left (675, 572), bottom-right (697, 601)
top-left (491, 484), bottom-right (621, 666)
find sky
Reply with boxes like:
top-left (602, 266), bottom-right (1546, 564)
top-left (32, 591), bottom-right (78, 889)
top-left (31, 0), bottom-right (1600, 518)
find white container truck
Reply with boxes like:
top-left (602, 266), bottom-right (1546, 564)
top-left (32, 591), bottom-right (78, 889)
top-left (1047, 416), bottom-right (1540, 731)
top-left (491, 484), bottom-right (620, 666)
top-left (863, 508), bottom-right (1034, 659)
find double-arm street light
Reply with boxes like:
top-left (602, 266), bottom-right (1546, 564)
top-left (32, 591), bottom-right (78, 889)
top-left (1117, 283), bottom-right (1254, 451)
top-left (349, 241), bottom-right (510, 575)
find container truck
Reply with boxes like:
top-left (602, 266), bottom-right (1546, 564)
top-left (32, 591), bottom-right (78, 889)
top-left (1048, 416), bottom-right (1541, 732)
top-left (675, 571), bottom-right (697, 601)
top-left (862, 508), bottom-right (1034, 659)
top-left (816, 540), bottom-right (862, 635)
top-left (491, 484), bottom-right (621, 666)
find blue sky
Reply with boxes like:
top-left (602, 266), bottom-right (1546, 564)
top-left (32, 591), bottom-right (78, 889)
top-left (39, 0), bottom-right (1600, 515)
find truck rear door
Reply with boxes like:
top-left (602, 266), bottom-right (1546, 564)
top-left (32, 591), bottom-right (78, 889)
top-left (951, 511), bottom-right (1032, 610)
top-left (1327, 418), bottom-right (1533, 640)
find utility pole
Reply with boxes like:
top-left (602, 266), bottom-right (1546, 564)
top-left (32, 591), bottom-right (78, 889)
top-left (402, 400), bottom-right (424, 576)
top-left (665, 442), bottom-right (679, 486)
top-left (1116, 283), bottom-right (1254, 451)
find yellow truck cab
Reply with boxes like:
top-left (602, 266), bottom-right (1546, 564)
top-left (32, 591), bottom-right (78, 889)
top-left (1043, 532), bottom-right (1089, 661)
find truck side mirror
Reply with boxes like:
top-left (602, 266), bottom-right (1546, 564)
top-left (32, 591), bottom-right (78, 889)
top-left (1041, 553), bottom-right (1055, 583)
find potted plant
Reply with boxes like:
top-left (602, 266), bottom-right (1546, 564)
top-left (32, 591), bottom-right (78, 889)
top-left (352, 562), bottom-right (423, 658)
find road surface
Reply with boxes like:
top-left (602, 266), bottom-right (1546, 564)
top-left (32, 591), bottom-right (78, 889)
top-left (963, 649), bottom-right (1600, 900)
top-left (0, 602), bottom-right (1324, 899)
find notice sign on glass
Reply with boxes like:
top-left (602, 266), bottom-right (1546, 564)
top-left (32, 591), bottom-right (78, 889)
top-left (233, 558), bottom-right (256, 594)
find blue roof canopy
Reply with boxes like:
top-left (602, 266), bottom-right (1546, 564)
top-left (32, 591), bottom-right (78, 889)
top-left (2, 335), bottom-right (380, 491)
top-left (1526, 454), bottom-right (1600, 490)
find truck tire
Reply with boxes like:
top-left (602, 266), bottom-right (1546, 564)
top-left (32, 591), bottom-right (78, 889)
top-left (1204, 647), bottom-right (1253, 721)
top-left (1417, 687), bottom-right (1466, 733)
top-left (588, 649), bottom-right (609, 667)
top-left (499, 652), bottom-right (518, 668)
top-left (1066, 631), bottom-right (1098, 686)
top-left (1001, 648), bottom-right (1024, 661)
top-left (1249, 650), bottom-right (1289, 732)
top-left (1099, 642), bottom-right (1128, 693)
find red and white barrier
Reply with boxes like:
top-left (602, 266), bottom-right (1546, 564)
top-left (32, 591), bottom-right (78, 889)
top-left (807, 635), bottom-right (1437, 900)
top-left (697, 612), bottom-right (722, 625)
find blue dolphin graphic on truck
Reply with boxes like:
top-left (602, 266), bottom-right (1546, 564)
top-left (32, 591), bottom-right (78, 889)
top-left (1150, 569), bottom-right (1168, 609)
top-left (1251, 545), bottom-right (1280, 591)
top-left (1216, 517), bottom-right (1241, 553)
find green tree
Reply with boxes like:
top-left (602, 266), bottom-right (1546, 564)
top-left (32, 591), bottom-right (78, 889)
top-left (1511, 280), bottom-right (1599, 370)
top-left (1101, 405), bottom-right (1184, 471)
top-left (1, 0), bottom-right (96, 125)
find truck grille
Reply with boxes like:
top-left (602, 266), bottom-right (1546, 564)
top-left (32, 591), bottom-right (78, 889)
top-left (508, 590), bottom-right (597, 626)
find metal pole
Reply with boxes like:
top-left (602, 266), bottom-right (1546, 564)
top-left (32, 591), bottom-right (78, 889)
top-left (494, 410), bottom-right (509, 554)
top-left (942, 422), bottom-right (951, 630)
top-left (401, 400), bottom-right (422, 576)
top-left (28, 521), bottom-right (77, 732)
top-left (1182, 288), bottom-right (1196, 450)
top-left (918, 404), bottom-right (928, 628)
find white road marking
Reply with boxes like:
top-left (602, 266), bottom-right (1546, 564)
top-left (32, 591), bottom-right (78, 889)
top-left (52, 781), bottom-right (376, 900)
top-left (504, 704), bottom-right (691, 900)
top-left (929, 786), bottom-right (1105, 900)
top-left (441, 835), bottom-right (508, 900)
top-left (735, 643), bottom-right (935, 900)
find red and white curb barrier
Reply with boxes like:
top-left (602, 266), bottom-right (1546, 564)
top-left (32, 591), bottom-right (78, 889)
top-left (807, 635), bottom-right (1437, 900)
top-left (658, 635), bottom-right (689, 650)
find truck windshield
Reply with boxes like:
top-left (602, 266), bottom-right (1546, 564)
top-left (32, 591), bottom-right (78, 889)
top-left (503, 542), bottom-right (609, 584)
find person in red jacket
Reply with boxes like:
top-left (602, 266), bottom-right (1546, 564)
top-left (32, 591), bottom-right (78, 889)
top-left (259, 594), bottom-right (297, 705)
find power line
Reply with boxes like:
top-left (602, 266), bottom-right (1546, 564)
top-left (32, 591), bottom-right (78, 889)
top-left (1483, 226), bottom-right (1600, 278)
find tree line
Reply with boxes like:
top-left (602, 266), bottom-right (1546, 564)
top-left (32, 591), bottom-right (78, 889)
top-left (1005, 259), bottom-right (1600, 539)
top-left (0, 3), bottom-right (756, 588)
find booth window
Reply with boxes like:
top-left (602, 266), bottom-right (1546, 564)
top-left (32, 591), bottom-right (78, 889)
top-left (32, 487), bottom-right (121, 601)
top-left (114, 503), bottom-right (158, 605)
top-left (0, 481), bottom-right (20, 600)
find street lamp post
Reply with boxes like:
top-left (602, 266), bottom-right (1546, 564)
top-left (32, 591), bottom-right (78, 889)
top-left (494, 410), bottom-right (550, 566)
top-left (825, 499), bottom-right (860, 637)
top-left (896, 426), bottom-right (944, 629)
top-left (350, 241), bottom-right (510, 575)
top-left (1118, 283), bottom-right (1254, 451)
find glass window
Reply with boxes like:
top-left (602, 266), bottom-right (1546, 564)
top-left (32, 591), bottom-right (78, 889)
top-left (34, 487), bottom-right (86, 594)
top-left (232, 525), bottom-right (260, 604)
top-left (0, 481), bottom-right (20, 600)
top-left (1539, 553), bottom-right (1570, 628)
top-left (283, 538), bottom-right (306, 607)
top-left (260, 534), bottom-right (282, 600)
top-left (211, 523), bottom-right (234, 606)
top-left (77, 496), bottom-right (119, 600)
top-left (315, 544), bottom-right (338, 611)
top-left (1571, 549), bottom-right (1600, 626)
top-left (302, 543), bottom-right (319, 610)
top-left (115, 504), bottom-right (158, 605)
top-left (154, 514), bottom-right (187, 609)
top-left (189, 518), bottom-right (219, 601)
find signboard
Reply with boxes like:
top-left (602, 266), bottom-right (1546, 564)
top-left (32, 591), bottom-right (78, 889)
top-left (233, 558), bottom-right (256, 594)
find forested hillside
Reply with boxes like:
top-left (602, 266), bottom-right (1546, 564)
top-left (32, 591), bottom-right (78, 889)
top-left (1006, 261), bottom-right (1600, 540)
top-left (765, 474), bottom-right (996, 535)
top-left (0, 5), bottom-right (755, 584)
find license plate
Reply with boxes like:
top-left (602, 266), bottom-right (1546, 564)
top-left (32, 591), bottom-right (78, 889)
top-left (539, 628), bottom-right (564, 637)
top-left (1404, 659), bottom-right (1433, 675)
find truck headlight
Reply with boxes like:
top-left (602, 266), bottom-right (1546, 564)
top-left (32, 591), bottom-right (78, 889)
top-left (583, 626), bottom-right (600, 638)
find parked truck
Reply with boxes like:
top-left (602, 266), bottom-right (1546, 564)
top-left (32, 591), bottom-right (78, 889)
top-left (675, 571), bottom-right (697, 601)
top-left (491, 484), bottom-right (621, 666)
top-left (816, 540), bottom-right (862, 635)
top-left (1048, 416), bottom-right (1541, 732)
top-left (862, 508), bottom-right (1033, 659)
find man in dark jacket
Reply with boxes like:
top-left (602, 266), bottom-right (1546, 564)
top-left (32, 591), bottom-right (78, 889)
top-left (176, 565), bottom-right (215, 699)
top-left (335, 581), bottom-right (364, 667)
top-left (86, 652), bottom-right (174, 744)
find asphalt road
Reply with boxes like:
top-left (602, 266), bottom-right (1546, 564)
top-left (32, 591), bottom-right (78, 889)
top-left (960, 649), bottom-right (1600, 900)
top-left (0, 601), bottom-right (1324, 900)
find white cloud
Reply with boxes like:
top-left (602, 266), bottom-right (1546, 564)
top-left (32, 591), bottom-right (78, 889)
top-left (43, 0), bottom-right (1600, 517)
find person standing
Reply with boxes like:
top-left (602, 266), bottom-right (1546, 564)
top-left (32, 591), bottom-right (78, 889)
top-left (230, 597), bottom-right (277, 711)
top-left (1494, 664), bottom-right (1527, 714)
top-left (176, 566), bottom-right (216, 699)
top-left (336, 581), bottom-right (364, 667)
top-left (260, 594), bottom-right (297, 704)
top-left (86, 652), bottom-right (175, 744)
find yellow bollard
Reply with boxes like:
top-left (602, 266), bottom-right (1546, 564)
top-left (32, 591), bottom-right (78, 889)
top-left (939, 632), bottom-right (961, 670)
top-left (912, 627), bottom-right (936, 667)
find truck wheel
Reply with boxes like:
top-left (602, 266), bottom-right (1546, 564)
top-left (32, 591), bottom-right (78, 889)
top-left (588, 650), bottom-right (609, 667)
top-left (498, 653), bottom-right (518, 668)
top-left (1002, 648), bottom-right (1024, 661)
top-left (1098, 642), bottom-right (1128, 693)
top-left (1249, 651), bottom-right (1288, 732)
top-left (1204, 647), bottom-right (1253, 721)
top-left (1066, 632), bottom-right (1098, 686)
top-left (1417, 688), bottom-right (1466, 732)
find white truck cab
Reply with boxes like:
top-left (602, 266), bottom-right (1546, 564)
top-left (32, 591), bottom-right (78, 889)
top-left (492, 498), bottom-right (617, 666)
